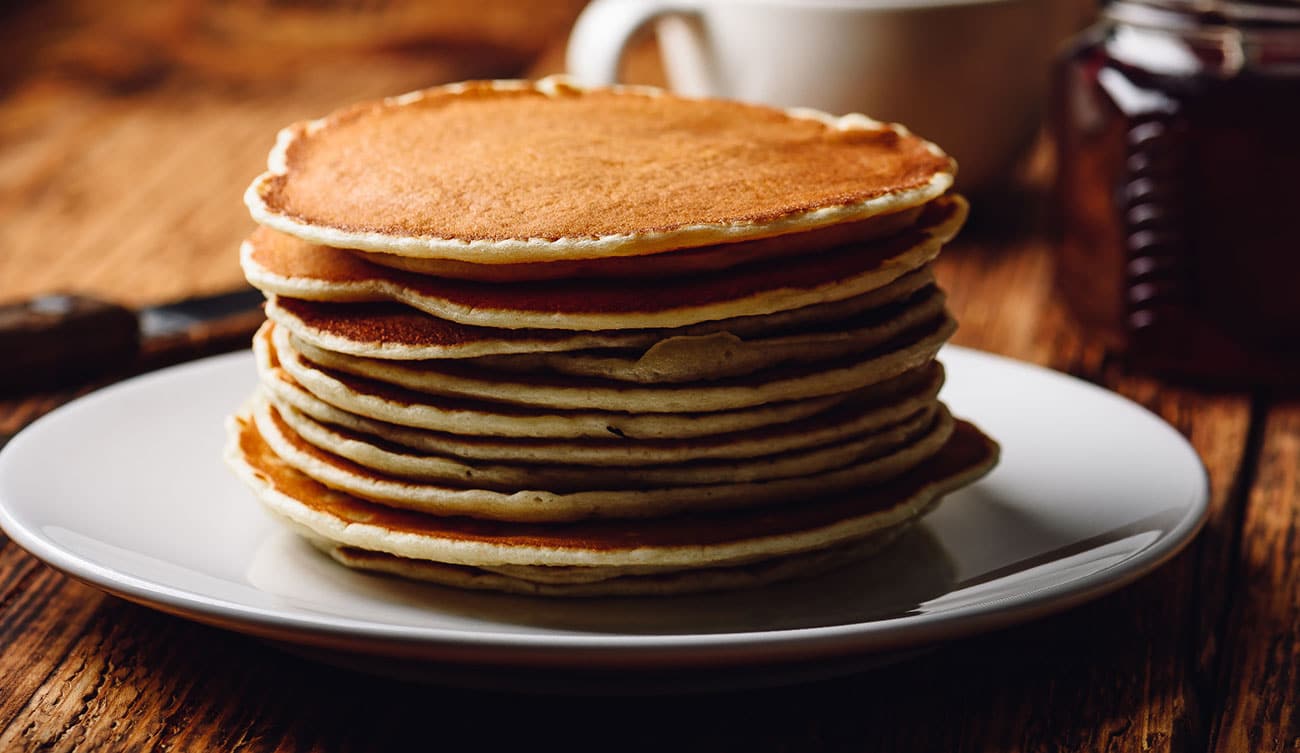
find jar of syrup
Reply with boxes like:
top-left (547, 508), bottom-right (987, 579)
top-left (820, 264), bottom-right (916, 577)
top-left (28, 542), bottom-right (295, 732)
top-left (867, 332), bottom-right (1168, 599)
top-left (1052, 0), bottom-right (1300, 384)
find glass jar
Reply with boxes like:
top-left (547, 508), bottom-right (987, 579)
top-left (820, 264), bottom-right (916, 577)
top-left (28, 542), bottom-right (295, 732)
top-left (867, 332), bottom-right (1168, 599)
top-left (1052, 0), bottom-right (1300, 384)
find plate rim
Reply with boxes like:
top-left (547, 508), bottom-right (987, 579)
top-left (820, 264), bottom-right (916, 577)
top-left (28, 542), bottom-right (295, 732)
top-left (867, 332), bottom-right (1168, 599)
top-left (0, 347), bottom-right (1211, 668)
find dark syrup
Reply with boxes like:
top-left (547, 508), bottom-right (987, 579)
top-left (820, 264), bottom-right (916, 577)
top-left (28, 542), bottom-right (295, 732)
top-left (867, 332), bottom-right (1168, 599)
top-left (1053, 11), bottom-right (1300, 384)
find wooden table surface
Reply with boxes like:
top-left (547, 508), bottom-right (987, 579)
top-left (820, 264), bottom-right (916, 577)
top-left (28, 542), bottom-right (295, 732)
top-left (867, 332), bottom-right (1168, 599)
top-left (1, 4), bottom-right (1296, 751)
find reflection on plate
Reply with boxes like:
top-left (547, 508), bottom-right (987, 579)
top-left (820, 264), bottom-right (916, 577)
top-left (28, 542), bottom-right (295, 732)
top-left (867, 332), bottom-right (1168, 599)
top-left (0, 347), bottom-right (1208, 692)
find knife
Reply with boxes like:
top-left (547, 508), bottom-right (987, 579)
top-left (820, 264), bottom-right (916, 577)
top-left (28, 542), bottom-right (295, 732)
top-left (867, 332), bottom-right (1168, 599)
top-left (0, 287), bottom-right (266, 394)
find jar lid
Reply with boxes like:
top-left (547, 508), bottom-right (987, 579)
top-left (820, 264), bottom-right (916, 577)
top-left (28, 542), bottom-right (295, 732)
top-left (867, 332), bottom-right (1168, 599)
top-left (1111, 0), bottom-right (1300, 27)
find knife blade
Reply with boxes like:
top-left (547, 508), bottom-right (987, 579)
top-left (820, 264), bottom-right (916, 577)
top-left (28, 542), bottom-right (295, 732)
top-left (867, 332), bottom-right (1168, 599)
top-left (0, 287), bottom-right (265, 394)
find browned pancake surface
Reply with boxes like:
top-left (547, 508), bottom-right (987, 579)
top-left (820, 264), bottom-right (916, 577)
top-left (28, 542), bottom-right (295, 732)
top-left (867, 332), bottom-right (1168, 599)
top-left (268, 269), bottom-right (936, 352)
top-left (256, 83), bottom-right (952, 245)
top-left (269, 358), bottom-right (944, 455)
top-left (237, 414), bottom-right (996, 550)
top-left (354, 207), bottom-right (923, 282)
top-left (289, 314), bottom-right (952, 392)
top-left (247, 197), bottom-right (961, 316)
top-left (271, 299), bottom-right (561, 349)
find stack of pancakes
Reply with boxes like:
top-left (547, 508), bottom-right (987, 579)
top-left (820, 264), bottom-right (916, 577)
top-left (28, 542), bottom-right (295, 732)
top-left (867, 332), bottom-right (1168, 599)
top-left (225, 77), bottom-right (999, 597)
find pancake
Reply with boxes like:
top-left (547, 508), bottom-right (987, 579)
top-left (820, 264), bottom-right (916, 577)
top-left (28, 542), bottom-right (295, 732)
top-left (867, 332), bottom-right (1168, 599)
top-left (466, 539), bottom-right (906, 584)
top-left (277, 314), bottom-right (955, 413)
top-left (225, 411), bottom-right (998, 568)
top-left (264, 266), bottom-right (937, 361)
top-left (312, 528), bottom-right (911, 597)
top-left (355, 207), bottom-right (923, 282)
top-left (466, 529), bottom-right (907, 584)
top-left (240, 195), bottom-right (967, 331)
top-left (268, 395), bottom-right (939, 491)
top-left (257, 325), bottom-right (859, 440)
top-left (466, 286), bottom-right (947, 384)
top-left (245, 76), bottom-right (954, 263)
top-left (228, 77), bottom-right (996, 598)
top-left (252, 397), bottom-right (956, 521)
top-left (266, 359), bottom-right (946, 467)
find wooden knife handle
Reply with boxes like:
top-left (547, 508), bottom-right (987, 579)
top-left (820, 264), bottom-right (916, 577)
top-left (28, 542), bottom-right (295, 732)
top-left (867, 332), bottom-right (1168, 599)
top-left (0, 294), bottom-right (140, 393)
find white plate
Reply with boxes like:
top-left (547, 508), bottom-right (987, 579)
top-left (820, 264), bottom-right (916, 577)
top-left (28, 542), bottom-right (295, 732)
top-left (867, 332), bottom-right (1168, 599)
top-left (0, 347), bottom-right (1208, 692)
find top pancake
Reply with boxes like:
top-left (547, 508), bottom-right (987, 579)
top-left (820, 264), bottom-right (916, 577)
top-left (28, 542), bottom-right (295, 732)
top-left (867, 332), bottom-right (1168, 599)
top-left (245, 77), bottom-right (955, 264)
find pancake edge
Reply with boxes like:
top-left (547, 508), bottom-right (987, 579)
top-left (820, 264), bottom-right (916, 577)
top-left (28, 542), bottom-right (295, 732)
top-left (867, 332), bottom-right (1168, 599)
top-left (244, 75), bottom-right (955, 264)
top-left (311, 526), bottom-right (914, 597)
top-left (224, 412), bottom-right (999, 567)
top-left (239, 195), bottom-right (967, 331)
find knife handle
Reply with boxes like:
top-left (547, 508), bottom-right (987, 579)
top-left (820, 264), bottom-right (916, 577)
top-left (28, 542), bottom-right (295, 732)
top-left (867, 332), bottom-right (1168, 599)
top-left (0, 294), bottom-right (140, 393)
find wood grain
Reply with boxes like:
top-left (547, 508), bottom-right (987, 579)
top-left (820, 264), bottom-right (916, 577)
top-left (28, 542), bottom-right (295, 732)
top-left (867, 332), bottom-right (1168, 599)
top-left (0, 56), bottom-right (502, 309)
top-left (0, 234), bottom-right (1264, 753)
top-left (0, 4), bottom-right (1293, 751)
top-left (0, 0), bottom-right (587, 310)
top-left (1210, 403), bottom-right (1300, 752)
top-left (933, 235), bottom-right (1252, 753)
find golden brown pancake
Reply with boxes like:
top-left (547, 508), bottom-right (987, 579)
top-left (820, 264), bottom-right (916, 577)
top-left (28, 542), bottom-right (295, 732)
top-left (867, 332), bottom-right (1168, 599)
top-left (272, 396), bottom-right (939, 491)
top-left (356, 206), bottom-right (923, 282)
top-left (263, 267), bottom-right (938, 361)
top-left (466, 287), bottom-right (947, 384)
top-left (225, 412), bottom-right (998, 565)
top-left (228, 77), bottom-right (995, 597)
top-left (313, 530), bottom-right (911, 597)
top-left (246, 77), bottom-right (955, 263)
top-left (240, 195), bottom-right (966, 331)
top-left (256, 326), bottom-right (863, 440)
top-left (253, 395), bottom-right (954, 520)
top-left (262, 358), bottom-right (946, 467)
top-left (276, 314), bottom-right (956, 413)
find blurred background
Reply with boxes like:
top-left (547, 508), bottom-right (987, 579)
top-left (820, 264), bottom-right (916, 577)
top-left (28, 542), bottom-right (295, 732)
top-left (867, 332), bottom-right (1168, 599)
top-left (0, 0), bottom-right (599, 307)
top-left (0, 0), bottom-right (1080, 308)
top-left (15, 0), bottom-right (1293, 386)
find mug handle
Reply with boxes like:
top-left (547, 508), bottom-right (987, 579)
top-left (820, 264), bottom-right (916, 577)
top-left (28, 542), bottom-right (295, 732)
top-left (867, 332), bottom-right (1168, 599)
top-left (566, 0), bottom-right (697, 86)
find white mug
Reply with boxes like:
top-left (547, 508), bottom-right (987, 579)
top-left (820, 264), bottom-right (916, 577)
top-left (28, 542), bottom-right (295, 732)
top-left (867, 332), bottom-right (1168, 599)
top-left (567, 0), bottom-right (1084, 191)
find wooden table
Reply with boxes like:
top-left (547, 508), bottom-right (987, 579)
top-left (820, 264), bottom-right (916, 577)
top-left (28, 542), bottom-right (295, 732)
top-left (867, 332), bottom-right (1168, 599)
top-left (1, 5), bottom-right (1296, 751)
